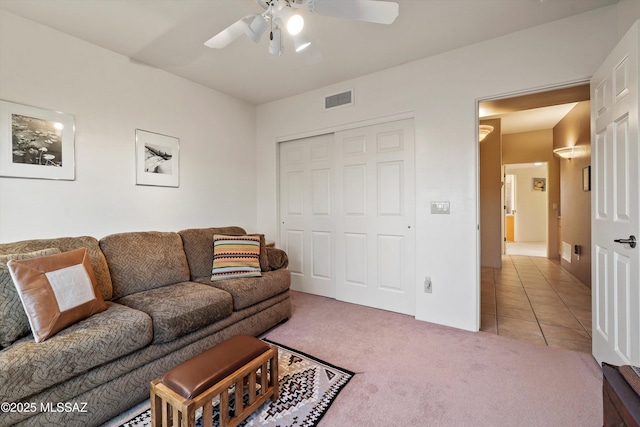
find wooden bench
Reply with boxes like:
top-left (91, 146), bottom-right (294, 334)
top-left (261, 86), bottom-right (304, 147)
top-left (150, 334), bottom-right (278, 427)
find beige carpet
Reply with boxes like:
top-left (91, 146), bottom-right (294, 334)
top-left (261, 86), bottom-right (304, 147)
top-left (263, 290), bottom-right (602, 426)
top-left (105, 340), bottom-right (353, 427)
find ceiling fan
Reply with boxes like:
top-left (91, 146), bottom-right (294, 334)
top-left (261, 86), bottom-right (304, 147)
top-left (204, 0), bottom-right (399, 64)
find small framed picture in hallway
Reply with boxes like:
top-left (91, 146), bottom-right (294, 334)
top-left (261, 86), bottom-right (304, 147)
top-left (532, 177), bottom-right (546, 192)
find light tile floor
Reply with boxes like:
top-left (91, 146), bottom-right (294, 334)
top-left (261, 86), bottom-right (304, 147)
top-left (481, 255), bottom-right (592, 353)
top-left (505, 241), bottom-right (546, 257)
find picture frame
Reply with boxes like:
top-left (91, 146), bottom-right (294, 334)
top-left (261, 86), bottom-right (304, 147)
top-left (583, 166), bottom-right (591, 192)
top-left (0, 100), bottom-right (75, 180)
top-left (135, 129), bottom-right (179, 187)
top-left (532, 177), bottom-right (546, 192)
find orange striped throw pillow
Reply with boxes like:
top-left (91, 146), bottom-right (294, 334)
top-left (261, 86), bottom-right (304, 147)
top-left (211, 235), bottom-right (262, 281)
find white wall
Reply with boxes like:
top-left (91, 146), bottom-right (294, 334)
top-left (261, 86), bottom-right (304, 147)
top-left (507, 166), bottom-right (547, 243)
top-left (256, 6), bottom-right (626, 331)
top-left (0, 11), bottom-right (258, 242)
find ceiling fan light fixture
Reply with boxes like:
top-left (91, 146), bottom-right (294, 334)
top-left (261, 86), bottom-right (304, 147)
top-left (269, 27), bottom-right (283, 56)
top-left (206, 0), bottom-right (400, 61)
top-left (287, 14), bottom-right (304, 35)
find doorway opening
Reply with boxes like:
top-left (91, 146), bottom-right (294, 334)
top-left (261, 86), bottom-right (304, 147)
top-left (503, 162), bottom-right (548, 257)
top-left (478, 83), bottom-right (593, 352)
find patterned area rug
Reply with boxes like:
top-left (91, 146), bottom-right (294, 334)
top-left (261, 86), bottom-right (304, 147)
top-left (116, 339), bottom-right (354, 427)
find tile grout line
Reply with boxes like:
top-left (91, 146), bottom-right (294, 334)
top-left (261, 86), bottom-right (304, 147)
top-left (513, 258), bottom-right (549, 346)
top-left (487, 254), bottom-right (592, 352)
top-left (534, 262), bottom-right (593, 339)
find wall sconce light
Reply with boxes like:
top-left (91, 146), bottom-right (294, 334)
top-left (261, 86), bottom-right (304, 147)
top-left (479, 125), bottom-right (494, 142)
top-left (553, 146), bottom-right (586, 159)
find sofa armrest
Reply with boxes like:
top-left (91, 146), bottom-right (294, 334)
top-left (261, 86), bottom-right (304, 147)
top-left (266, 247), bottom-right (288, 270)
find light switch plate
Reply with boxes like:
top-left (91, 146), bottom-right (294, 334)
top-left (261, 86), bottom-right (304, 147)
top-left (431, 201), bottom-right (450, 214)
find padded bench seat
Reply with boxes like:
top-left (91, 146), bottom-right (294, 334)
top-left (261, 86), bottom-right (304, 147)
top-left (151, 334), bottom-right (278, 427)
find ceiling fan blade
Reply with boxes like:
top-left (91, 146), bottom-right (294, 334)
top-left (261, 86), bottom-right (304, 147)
top-left (204, 15), bottom-right (252, 49)
top-left (299, 42), bottom-right (323, 65)
top-left (293, 31), bottom-right (324, 65)
top-left (307, 0), bottom-right (399, 25)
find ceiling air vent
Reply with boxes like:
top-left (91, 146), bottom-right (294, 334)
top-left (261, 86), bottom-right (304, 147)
top-left (324, 90), bottom-right (354, 110)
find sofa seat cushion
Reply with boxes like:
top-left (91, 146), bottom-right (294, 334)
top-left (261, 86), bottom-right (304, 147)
top-left (115, 282), bottom-right (233, 344)
top-left (0, 302), bottom-right (152, 403)
top-left (194, 268), bottom-right (290, 311)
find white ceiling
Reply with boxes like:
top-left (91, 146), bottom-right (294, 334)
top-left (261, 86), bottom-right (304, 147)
top-left (482, 102), bottom-right (579, 134)
top-left (0, 0), bottom-right (617, 106)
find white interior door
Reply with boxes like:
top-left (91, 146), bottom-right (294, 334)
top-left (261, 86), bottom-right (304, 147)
top-left (591, 20), bottom-right (639, 366)
top-left (334, 119), bottom-right (416, 315)
top-left (279, 134), bottom-right (335, 297)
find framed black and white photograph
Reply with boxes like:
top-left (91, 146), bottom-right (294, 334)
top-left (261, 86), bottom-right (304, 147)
top-left (0, 100), bottom-right (75, 180)
top-left (532, 177), bottom-right (546, 192)
top-left (135, 129), bottom-right (179, 187)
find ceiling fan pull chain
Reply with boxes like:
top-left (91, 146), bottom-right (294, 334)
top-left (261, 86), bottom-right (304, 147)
top-left (270, 1), bottom-right (274, 40)
top-left (269, 12), bottom-right (273, 40)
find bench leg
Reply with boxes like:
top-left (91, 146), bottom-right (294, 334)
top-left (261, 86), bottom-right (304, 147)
top-left (271, 345), bottom-right (279, 401)
top-left (150, 380), bottom-right (162, 427)
top-left (220, 388), bottom-right (230, 427)
top-left (202, 401), bottom-right (213, 427)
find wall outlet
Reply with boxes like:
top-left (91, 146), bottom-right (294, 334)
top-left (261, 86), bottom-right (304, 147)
top-left (424, 276), bottom-right (432, 293)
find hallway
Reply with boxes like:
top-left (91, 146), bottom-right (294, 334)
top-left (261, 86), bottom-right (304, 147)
top-left (481, 255), bottom-right (592, 353)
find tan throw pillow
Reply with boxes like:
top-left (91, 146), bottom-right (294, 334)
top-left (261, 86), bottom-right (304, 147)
top-left (211, 235), bottom-right (262, 281)
top-left (7, 248), bottom-right (107, 343)
top-left (229, 234), bottom-right (270, 272)
top-left (0, 248), bottom-right (62, 347)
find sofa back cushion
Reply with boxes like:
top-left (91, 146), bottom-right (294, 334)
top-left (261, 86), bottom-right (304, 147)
top-left (99, 231), bottom-right (190, 299)
top-left (0, 236), bottom-right (113, 300)
top-left (178, 227), bottom-right (246, 279)
top-left (0, 248), bottom-right (61, 348)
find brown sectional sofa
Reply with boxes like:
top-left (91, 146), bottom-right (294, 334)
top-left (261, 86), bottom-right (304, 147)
top-left (0, 226), bottom-right (290, 427)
